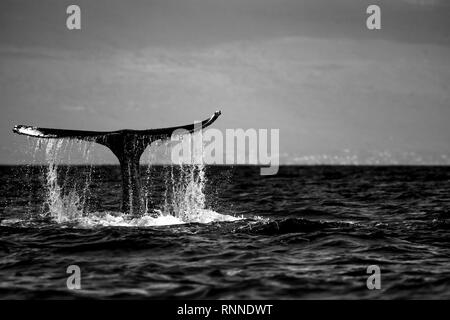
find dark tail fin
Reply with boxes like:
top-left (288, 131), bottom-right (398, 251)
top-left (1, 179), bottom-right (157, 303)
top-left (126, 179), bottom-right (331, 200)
top-left (13, 111), bottom-right (221, 215)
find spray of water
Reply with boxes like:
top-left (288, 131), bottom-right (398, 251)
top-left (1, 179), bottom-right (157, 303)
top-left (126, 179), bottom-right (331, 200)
top-left (42, 139), bottom-right (93, 222)
top-left (21, 135), bottom-right (240, 227)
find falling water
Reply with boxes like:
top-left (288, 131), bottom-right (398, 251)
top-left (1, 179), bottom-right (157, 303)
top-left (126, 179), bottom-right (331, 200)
top-left (153, 133), bottom-right (236, 224)
top-left (142, 136), bottom-right (209, 220)
top-left (140, 134), bottom-right (240, 224)
top-left (19, 135), bottom-right (239, 226)
top-left (162, 163), bottom-right (206, 220)
top-left (35, 138), bottom-right (95, 222)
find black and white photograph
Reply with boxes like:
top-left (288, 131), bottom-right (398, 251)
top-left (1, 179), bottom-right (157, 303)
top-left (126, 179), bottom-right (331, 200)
top-left (1, 0), bottom-right (449, 307)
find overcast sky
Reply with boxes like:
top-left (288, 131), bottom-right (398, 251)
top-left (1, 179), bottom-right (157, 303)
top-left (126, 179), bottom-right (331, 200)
top-left (1, 0), bottom-right (449, 164)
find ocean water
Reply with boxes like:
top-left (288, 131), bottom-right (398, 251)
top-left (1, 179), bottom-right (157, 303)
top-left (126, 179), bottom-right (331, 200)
top-left (1, 163), bottom-right (449, 299)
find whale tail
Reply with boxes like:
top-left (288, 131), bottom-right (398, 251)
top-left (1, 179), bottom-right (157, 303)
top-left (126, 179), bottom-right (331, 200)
top-left (13, 111), bottom-right (221, 215)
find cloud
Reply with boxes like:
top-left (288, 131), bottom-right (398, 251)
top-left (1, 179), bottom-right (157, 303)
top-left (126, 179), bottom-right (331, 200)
top-left (2, 34), bottom-right (450, 164)
top-left (60, 105), bottom-right (87, 112)
top-left (399, 0), bottom-right (444, 6)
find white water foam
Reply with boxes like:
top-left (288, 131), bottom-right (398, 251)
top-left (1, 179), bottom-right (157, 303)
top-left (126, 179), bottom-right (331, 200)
top-left (68, 208), bottom-right (240, 228)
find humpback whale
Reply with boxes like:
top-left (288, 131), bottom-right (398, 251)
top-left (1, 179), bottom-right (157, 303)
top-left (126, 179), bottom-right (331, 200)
top-left (13, 111), bottom-right (221, 216)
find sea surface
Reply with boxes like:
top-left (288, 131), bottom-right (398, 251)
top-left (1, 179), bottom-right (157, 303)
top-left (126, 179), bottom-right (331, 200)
top-left (1, 165), bottom-right (450, 299)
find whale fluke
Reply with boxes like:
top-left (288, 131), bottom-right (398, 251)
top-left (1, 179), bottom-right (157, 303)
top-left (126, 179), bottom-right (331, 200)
top-left (13, 111), bottom-right (221, 215)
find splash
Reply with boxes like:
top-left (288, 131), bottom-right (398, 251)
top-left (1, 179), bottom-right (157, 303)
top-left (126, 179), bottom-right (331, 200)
top-left (25, 136), bottom-right (240, 227)
top-left (42, 139), bottom-right (89, 222)
top-left (164, 133), bottom-right (206, 219)
top-left (163, 164), bottom-right (208, 222)
top-left (141, 135), bottom-right (240, 225)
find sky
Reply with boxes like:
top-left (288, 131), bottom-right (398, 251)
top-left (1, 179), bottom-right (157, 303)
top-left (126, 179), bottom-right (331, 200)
top-left (1, 0), bottom-right (449, 164)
